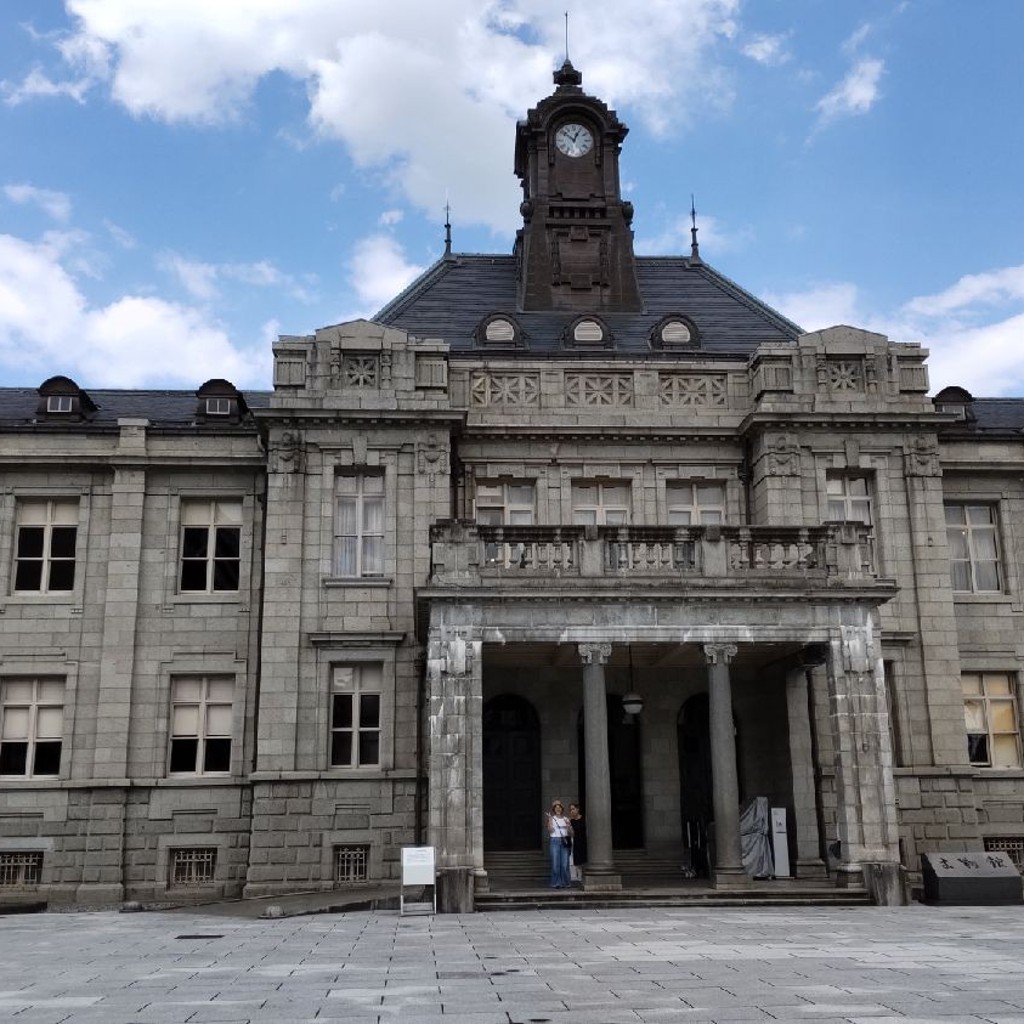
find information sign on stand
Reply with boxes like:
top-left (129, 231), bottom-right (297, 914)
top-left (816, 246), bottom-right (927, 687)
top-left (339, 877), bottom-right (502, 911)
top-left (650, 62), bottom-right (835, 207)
top-left (400, 846), bottom-right (436, 915)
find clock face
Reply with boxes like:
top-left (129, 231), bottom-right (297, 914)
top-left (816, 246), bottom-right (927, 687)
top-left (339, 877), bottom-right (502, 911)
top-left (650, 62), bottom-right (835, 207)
top-left (555, 122), bottom-right (594, 158)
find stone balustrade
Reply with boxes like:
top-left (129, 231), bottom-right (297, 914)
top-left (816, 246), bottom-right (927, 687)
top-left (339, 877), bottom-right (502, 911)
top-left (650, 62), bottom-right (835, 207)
top-left (428, 521), bottom-right (877, 585)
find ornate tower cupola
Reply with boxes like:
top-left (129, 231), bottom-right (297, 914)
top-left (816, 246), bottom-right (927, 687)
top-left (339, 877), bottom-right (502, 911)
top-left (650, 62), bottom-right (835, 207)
top-left (514, 60), bottom-right (642, 312)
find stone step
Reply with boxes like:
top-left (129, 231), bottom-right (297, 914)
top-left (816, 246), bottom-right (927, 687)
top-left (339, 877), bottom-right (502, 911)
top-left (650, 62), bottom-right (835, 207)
top-left (476, 887), bottom-right (872, 911)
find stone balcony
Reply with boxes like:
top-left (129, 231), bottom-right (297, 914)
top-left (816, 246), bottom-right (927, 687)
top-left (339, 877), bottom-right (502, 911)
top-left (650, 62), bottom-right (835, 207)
top-left (427, 522), bottom-right (888, 597)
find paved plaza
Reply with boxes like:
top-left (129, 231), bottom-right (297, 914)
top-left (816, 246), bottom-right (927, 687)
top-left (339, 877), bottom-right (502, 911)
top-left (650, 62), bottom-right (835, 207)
top-left (1, 904), bottom-right (1023, 1024)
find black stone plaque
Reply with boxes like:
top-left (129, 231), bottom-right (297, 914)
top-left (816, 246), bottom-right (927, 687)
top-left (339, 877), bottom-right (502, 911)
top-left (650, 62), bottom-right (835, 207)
top-left (921, 851), bottom-right (1023, 905)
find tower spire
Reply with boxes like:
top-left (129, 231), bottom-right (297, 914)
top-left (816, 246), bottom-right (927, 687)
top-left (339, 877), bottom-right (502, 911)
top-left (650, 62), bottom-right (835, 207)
top-left (443, 196), bottom-right (453, 260)
top-left (689, 194), bottom-right (702, 264)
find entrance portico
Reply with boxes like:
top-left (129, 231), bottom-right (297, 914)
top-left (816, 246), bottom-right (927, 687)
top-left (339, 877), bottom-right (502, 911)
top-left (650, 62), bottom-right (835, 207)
top-left (419, 521), bottom-right (902, 909)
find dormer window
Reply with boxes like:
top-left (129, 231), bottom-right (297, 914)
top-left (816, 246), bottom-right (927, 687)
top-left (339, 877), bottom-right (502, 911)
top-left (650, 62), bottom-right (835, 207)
top-left (205, 397), bottom-right (234, 417)
top-left (476, 314), bottom-right (524, 349)
top-left (196, 379), bottom-right (247, 424)
top-left (651, 316), bottom-right (699, 350)
top-left (36, 376), bottom-right (95, 422)
top-left (564, 316), bottom-right (612, 349)
top-left (933, 386), bottom-right (974, 424)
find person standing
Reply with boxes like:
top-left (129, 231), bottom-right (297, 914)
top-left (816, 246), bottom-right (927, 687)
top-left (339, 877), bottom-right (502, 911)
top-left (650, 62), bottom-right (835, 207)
top-left (568, 802), bottom-right (587, 884)
top-left (546, 800), bottom-right (572, 888)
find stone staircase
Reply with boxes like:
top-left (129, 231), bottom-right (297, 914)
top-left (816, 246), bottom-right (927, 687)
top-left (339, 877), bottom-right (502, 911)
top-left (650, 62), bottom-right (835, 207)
top-left (479, 849), bottom-right (872, 910)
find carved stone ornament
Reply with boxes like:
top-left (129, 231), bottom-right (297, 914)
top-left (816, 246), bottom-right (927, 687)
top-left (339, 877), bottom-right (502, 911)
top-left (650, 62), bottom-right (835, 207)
top-left (703, 643), bottom-right (738, 666)
top-left (271, 430), bottom-right (303, 474)
top-left (766, 433), bottom-right (801, 477)
top-left (417, 433), bottom-right (449, 476)
top-left (578, 642), bottom-right (612, 666)
top-left (905, 436), bottom-right (941, 477)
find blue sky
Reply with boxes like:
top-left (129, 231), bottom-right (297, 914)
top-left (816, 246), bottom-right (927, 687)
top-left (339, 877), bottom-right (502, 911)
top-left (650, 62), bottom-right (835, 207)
top-left (1, 0), bottom-right (1023, 394)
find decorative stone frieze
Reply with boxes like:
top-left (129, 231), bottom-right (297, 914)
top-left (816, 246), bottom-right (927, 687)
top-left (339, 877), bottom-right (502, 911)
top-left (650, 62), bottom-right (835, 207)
top-left (341, 353), bottom-right (380, 388)
top-left (765, 433), bottom-right (802, 476)
top-left (659, 372), bottom-right (727, 407)
top-left (470, 371), bottom-right (540, 407)
top-left (904, 436), bottom-right (941, 477)
top-left (417, 434), bottom-right (450, 476)
top-left (565, 373), bottom-right (634, 406)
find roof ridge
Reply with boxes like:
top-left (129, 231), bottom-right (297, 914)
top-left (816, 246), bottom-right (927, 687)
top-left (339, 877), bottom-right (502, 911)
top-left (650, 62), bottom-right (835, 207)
top-left (693, 261), bottom-right (804, 338)
top-left (374, 255), bottom-right (456, 321)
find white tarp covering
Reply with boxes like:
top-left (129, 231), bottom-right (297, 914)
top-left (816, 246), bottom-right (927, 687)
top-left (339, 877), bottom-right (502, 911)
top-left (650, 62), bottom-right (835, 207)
top-left (740, 796), bottom-right (774, 878)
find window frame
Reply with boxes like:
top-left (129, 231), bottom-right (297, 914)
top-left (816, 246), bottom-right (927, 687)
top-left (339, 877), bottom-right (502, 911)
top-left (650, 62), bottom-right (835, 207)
top-left (475, 480), bottom-right (536, 565)
top-left (825, 473), bottom-right (874, 526)
top-left (178, 498), bottom-right (243, 595)
top-left (329, 664), bottom-right (383, 769)
top-left (167, 674), bottom-right (235, 777)
top-left (333, 473), bottom-right (385, 578)
top-left (12, 498), bottom-right (79, 596)
top-left (571, 481), bottom-right (632, 526)
top-left (0, 677), bottom-right (64, 779)
top-left (962, 671), bottom-right (1021, 769)
top-left (666, 480), bottom-right (726, 526)
top-left (945, 502), bottom-right (1002, 594)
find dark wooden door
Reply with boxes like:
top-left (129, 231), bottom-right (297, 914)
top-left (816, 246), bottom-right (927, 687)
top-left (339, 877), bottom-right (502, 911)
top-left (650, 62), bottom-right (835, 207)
top-left (483, 695), bottom-right (541, 850)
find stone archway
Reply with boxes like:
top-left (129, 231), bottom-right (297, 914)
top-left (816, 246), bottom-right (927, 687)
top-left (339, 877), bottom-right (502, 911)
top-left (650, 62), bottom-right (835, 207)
top-left (483, 694), bottom-right (542, 850)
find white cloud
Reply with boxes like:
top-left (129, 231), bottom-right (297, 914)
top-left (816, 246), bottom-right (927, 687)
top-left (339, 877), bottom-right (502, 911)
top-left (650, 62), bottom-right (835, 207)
top-left (842, 23), bottom-right (873, 56)
top-left (742, 33), bottom-right (791, 67)
top-left (4, 183), bottom-right (72, 222)
top-left (2, 66), bottom-right (93, 105)
top-left (763, 282), bottom-right (863, 333)
top-left (23, 0), bottom-right (740, 232)
top-left (379, 209), bottom-right (404, 227)
top-left (159, 251), bottom-right (316, 303)
top-left (348, 234), bottom-right (426, 311)
top-left (636, 211), bottom-right (750, 257)
top-left (0, 232), bottom-right (265, 387)
top-left (903, 265), bottom-right (1024, 318)
top-left (103, 219), bottom-right (137, 249)
top-left (815, 57), bottom-right (884, 125)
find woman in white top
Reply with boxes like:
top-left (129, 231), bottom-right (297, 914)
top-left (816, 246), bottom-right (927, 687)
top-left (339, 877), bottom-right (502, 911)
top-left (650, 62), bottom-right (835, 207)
top-left (546, 800), bottom-right (572, 888)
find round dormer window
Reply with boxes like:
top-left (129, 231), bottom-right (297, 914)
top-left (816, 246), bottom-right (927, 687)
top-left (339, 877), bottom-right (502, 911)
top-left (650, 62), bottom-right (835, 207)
top-left (661, 320), bottom-right (692, 345)
top-left (484, 318), bottom-right (516, 343)
top-left (573, 319), bottom-right (604, 344)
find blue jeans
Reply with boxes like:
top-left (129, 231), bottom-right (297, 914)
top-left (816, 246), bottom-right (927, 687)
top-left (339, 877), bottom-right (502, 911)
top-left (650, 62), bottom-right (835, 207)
top-left (549, 837), bottom-right (570, 887)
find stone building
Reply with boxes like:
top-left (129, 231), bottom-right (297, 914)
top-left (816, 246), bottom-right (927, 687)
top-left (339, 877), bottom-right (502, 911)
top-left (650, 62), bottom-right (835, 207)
top-left (2, 63), bottom-right (1023, 909)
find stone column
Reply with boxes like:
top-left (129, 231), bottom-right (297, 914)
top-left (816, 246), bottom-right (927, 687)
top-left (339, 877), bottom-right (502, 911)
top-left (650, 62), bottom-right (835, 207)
top-left (785, 648), bottom-right (828, 879)
top-left (703, 643), bottom-right (749, 889)
top-left (826, 618), bottom-right (903, 904)
top-left (426, 630), bottom-right (483, 912)
top-left (578, 642), bottom-right (621, 891)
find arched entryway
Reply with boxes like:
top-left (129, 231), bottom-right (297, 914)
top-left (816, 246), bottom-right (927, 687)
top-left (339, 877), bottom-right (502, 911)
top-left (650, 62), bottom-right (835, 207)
top-left (677, 693), bottom-right (742, 876)
top-left (483, 694), bottom-right (542, 850)
top-left (577, 695), bottom-right (644, 848)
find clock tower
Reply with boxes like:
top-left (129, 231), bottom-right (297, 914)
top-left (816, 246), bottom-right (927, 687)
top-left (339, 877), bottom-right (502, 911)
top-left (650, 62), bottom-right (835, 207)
top-left (514, 60), bottom-right (642, 312)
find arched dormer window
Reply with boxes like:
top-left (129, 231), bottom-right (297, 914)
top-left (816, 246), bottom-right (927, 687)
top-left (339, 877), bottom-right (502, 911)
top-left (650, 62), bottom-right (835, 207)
top-left (933, 385), bottom-right (974, 422)
top-left (563, 315), bottom-right (613, 350)
top-left (650, 315), bottom-right (699, 350)
top-left (196, 379), bottom-right (247, 424)
top-left (36, 375), bottom-right (95, 421)
top-left (475, 314), bottom-right (525, 349)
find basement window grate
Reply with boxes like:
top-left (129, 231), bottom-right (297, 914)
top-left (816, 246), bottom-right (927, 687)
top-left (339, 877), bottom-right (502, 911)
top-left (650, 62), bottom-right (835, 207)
top-left (0, 852), bottom-right (43, 888)
top-left (334, 844), bottom-right (369, 883)
top-left (984, 836), bottom-right (1024, 874)
top-left (169, 847), bottom-right (217, 887)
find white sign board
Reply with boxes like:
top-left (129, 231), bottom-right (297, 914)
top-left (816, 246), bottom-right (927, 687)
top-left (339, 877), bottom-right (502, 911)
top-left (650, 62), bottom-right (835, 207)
top-left (401, 846), bottom-right (435, 886)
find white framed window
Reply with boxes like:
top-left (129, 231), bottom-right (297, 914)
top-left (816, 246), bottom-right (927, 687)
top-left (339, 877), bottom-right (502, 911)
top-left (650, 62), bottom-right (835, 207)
top-left (46, 395), bottom-right (73, 413)
top-left (476, 481), bottom-right (535, 564)
top-left (0, 678), bottom-right (64, 778)
top-left (946, 503), bottom-right (1001, 593)
top-left (13, 499), bottom-right (78, 593)
top-left (572, 482), bottom-right (630, 525)
top-left (334, 474), bottom-right (384, 577)
top-left (205, 397), bottom-right (233, 416)
top-left (826, 474), bottom-right (873, 524)
top-left (168, 676), bottom-right (233, 775)
top-left (963, 672), bottom-right (1021, 768)
top-left (330, 665), bottom-right (382, 768)
top-left (179, 500), bottom-right (242, 593)
top-left (667, 482), bottom-right (725, 525)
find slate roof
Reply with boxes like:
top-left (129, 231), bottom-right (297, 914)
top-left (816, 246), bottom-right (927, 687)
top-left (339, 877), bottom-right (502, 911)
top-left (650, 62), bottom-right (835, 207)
top-left (375, 253), bottom-right (803, 358)
top-left (962, 399), bottom-right (1024, 434)
top-left (0, 388), bottom-right (271, 427)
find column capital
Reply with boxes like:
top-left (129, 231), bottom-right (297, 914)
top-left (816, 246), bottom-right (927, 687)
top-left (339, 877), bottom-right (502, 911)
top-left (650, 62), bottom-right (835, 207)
top-left (703, 643), bottom-right (738, 666)
top-left (578, 642), bottom-right (612, 666)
